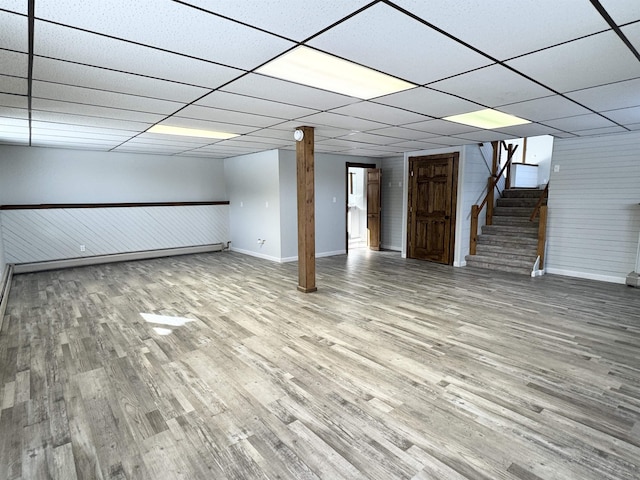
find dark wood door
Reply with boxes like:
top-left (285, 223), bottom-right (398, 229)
top-left (366, 168), bottom-right (381, 251)
top-left (407, 153), bottom-right (458, 264)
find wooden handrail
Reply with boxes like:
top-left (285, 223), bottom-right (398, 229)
top-left (529, 183), bottom-right (549, 222)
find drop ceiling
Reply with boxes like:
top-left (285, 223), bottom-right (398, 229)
top-left (0, 0), bottom-right (639, 158)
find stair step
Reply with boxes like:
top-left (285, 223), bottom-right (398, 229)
top-left (481, 225), bottom-right (538, 238)
top-left (496, 197), bottom-right (543, 208)
top-left (492, 216), bottom-right (539, 227)
top-left (493, 207), bottom-right (536, 217)
top-left (465, 255), bottom-right (533, 275)
top-left (475, 244), bottom-right (537, 260)
top-left (502, 188), bottom-right (546, 199)
top-left (477, 235), bottom-right (538, 248)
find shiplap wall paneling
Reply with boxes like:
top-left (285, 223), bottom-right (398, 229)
top-left (546, 131), bottom-right (640, 283)
top-left (1, 205), bottom-right (230, 264)
top-left (381, 156), bottom-right (404, 251)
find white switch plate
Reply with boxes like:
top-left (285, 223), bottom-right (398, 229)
top-left (553, 165), bottom-right (560, 173)
top-left (332, 197), bottom-right (336, 203)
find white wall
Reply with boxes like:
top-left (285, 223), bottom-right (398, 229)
top-left (380, 156), bottom-right (404, 251)
top-left (0, 145), bottom-right (229, 264)
top-left (278, 150), bottom-right (298, 260)
top-left (546, 131), bottom-right (640, 283)
top-left (0, 145), bottom-right (227, 203)
top-left (224, 150), bottom-right (282, 261)
top-left (0, 208), bottom-right (5, 274)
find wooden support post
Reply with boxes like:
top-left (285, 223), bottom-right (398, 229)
top-left (505, 143), bottom-right (513, 190)
top-left (537, 205), bottom-right (548, 269)
top-left (296, 126), bottom-right (317, 293)
top-left (491, 141), bottom-right (499, 176)
top-left (470, 205), bottom-right (479, 255)
top-left (486, 177), bottom-right (494, 226)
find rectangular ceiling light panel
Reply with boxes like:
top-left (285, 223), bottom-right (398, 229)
top-left (256, 46), bottom-right (416, 99)
top-left (148, 125), bottom-right (238, 139)
top-left (444, 108), bottom-right (531, 129)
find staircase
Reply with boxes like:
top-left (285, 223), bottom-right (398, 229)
top-left (466, 188), bottom-right (545, 275)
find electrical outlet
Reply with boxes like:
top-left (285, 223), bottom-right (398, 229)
top-left (80, 244), bottom-right (86, 252)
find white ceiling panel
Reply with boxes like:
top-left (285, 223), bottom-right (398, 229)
top-left (507, 31), bottom-right (640, 93)
top-left (0, 50), bottom-right (27, 77)
top-left (31, 134), bottom-right (123, 147)
top-left (131, 132), bottom-right (213, 146)
top-left (395, 0), bottom-right (610, 60)
top-left (292, 112), bottom-right (389, 132)
top-left (214, 139), bottom-right (287, 150)
top-left (329, 102), bottom-right (430, 126)
top-left (31, 121), bottom-right (136, 137)
top-left (0, 120), bottom-right (29, 144)
top-left (32, 98), bottom-right (165, 123)
top-left (429, 64), bottom-right (551, 107)
top-left (387, 140), bottom-right (448, 149)
top-left (602, 106), bottom-right (640, 125)
top-left (456, 131), bottom-right (515, 142)
top-left (622, 23), bottom-right (640, 55)
top-left (574, 126), bottom-right (629, 136)
top-left (0, 93), bottom-right (27, 109)
top-left (112, 144), bottom-right (188, 154)
top-left (35, 22), bottom-right (243, 89)
top-left (31, 128), bottom-right (132, 142)
top-left (535, 114), bottom-right (617, 132)
top-left (2, 1), bottom-right (27, 14)
top-left (337, 148), bottom-right (391, 157)
top-left (32, 81), bottom-right (184, 115)
top-left (0, 11), bottom-right (28, 52)
top-left (565, 78), bottom-right (640, 112)
top-left (374, 87), bottom-right (482, 119)
top-left (31, 111), bottom-right (151, 131)
top-left (222, 74), bottom-right (359, 110)
top-left (36, 0), bottom-right (294, 70)
top-left (155, 117), bottom-right (258, 135)
top-left (196, 91), bottom-right (318, 119)
top-left (333, 132), bottom-right (402, 145)
top-left (403, 119), bottom-right (479, 135)
top-left (599, 0), bottom-right (640, 25)
top-left (494, 123), bottom-right (566, 138)
top-left (176, 105), bottom-right (284, 128)
top-left (365, 126), bottom-right (441, 141)
top-left (182, 0), bottom-right (370, 41)
top-left (497, 95), bottom-right (592, 122)
top-left (308, 3), bottom-right (491, 85)
top-left (0, 75), bottom-right (27, 95)
top-left (32, 58), bottom-right (209, 103)
top-left (237, 133), bottom-right (298, 146)
top-left (0, 106), bottom-right (28, 119)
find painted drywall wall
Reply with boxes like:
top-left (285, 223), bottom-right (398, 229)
top-left (224, 150), bottom-right (282, 261)
top-left (380, 156), bottom-right (404, 251)
top-left (0, 145), bottom-right (229, 264)
top-left (546, 131), bottom-right (640, 283)
top-left (0, 145), bottom-right (227, 204)
top-left (278, 150), bottom-right (298, 261)
top-left (0, 209), bottom-right (5, 274)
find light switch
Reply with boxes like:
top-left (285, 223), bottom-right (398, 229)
top-left (553, 165), bottom-right (560, 173)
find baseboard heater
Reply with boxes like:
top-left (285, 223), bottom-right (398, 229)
top-left (0, 264), bottom-right (14, 333)
top-left (12, 243), bottom-right (226, 274)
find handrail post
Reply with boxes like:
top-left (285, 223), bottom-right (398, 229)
top-left (505, 143), bottom-right (513, 189)
top-left (537, 205), bottom-right (548, 269)
top-left (470, 205), bottom-right (479, 255)
top-left (486, 177), bottom-right (494, 226)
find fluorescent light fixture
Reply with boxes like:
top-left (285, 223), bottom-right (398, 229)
top-left (148, 125), bottom-right (238, 139)
top-left (256, 46), bottom-right (416, 99)
top-left (444, 109), bottom-right (531, 129)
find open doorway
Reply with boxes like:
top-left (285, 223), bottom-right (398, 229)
top-left (345, 162), bottom-right (380, 254)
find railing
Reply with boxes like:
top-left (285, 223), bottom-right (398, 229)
top-left (530, 183), bottom-right (549, 269)
top-left (469, 141), bottom-right (518, 255)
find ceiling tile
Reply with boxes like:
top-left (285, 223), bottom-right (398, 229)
top-left (429, 64), bottom-right (551, 107)
top-left (221, 74), bottom-right (359, 110)
top-left (0, 106), bottom-right (28, 119)
top-left (32, 98), bottom-right (165, 123)
top-left (365, 126), bottom-right (441, 141)
top-left (395, 0), bottom-right (610, 60)
top-left (497, 95), bottom-right (592, 122)
top-left (0, 50), bottom-right (28, 77)
top-left (599, 0), bottom-right (640, 24)
top-left (36, 0), bottom-right (295, 70)
top-left (214, 139), bottom-right (288, 150)
top-left (375, 87), bottom-right (483, 118)
top-left (402, 119), bottom-right (479, 135)
top-left (237, 133), bottom-right (298, 145)
top-left (155, 117), bottom-right (258, 135)
top-left (35, 21), bottom-right (243, 88)
top-left (565, 77), bottom-right (640, 111)
top-left (182, 1), bottom-right (371, 41)
top-left (30, 134), bottom-right (123, 148)
top-left (455, 131), bottom-right (515, 142)
top-left (0, 119), bottom-right (29, 144)
top-left (31, 128), bottom-right (132, 142)
top-left (2, 1), bottom-right (27, 14)
top-left (574, 126), bottom-right (629, 136)
top-left (31, 111), bottom-right (152, 131)
top-left (32, 57), bottom-right (209, 103)
top-left (32, 81), bottom-right (184, 115)
top-left (540, 114), bottom-right (617, 132)
top-left (195, 91), bottom-right (318, 119)
top-left (0, 11), bottom-right (28, 52)
top-left (506, 31), bottom-right (640, 93)
top-left (494, 123), bottom-right (567, 138)
top-left (329, 101), bottom-right (430, 126)
top-left (293, 112), bottom-right (389, 132)
top-left (0, 93), bottom-right (27, 109)
top-left (0, 75), bottom-right (27, 95)
top-left (130, 132), bottom-right (213, 146)
top-left (176, 105), bottom-right (284, 128)
top-left (31, 121), bottom-right (136, 137)
top-left (387, 140), bottom-right (449, 149)
top-left (622, 22), bottom-right (640, 55)
top-left (602, 106), bottom-right (640, 125)
top-left (308, 3), bottom-right (491, 85)
top-left (334, 132), bottom-right (405, 145)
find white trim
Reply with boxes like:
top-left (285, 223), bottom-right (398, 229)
top-left (546, 267), bottom-right (625, 284)
top-left (318, 250), bottom-right (346, 258)
top-left (13, 244), bottom-right (224, 274)
top-left (0, 264), bottom-right (13, 334)
top-left (233, 248), bottom-right (347, 263)
top-left (531, 269), bottom-right (545, 277)
top-left (230, 247), bottom-right (282, 263)
top-left (454, 260), bottom-right (467, 267)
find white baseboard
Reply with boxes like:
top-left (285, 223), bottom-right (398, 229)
top-left (13, 243), bottom-right (225, 274)
top-left (545, 267), bottom-right (626, 284)
top-left (381, 244), bottom-right (402, 252)
top-left (317, 250), bottom-right (346, 258)
top-left (454, 260), bottom-right (467, 267)
top-left (230, 247), bottom-right (282, 263)
top-left (234, 248), bottom-right (347, 264)
top-left (531, 269), bottom-right (545, 277)
top-left (0, 264), bottom-right (14, 333)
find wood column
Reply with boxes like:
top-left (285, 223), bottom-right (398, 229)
top-left (296, 126), bottom-right (317, 293)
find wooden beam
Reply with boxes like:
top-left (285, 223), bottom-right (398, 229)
top-left (296, 126), bottom-right (317, 293)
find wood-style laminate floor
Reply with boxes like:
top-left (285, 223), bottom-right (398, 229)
top-left (1, 250), bottom-right (640, 479)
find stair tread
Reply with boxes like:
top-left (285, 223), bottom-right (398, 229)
top-left (465, 254), bottom-right (534, 268)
